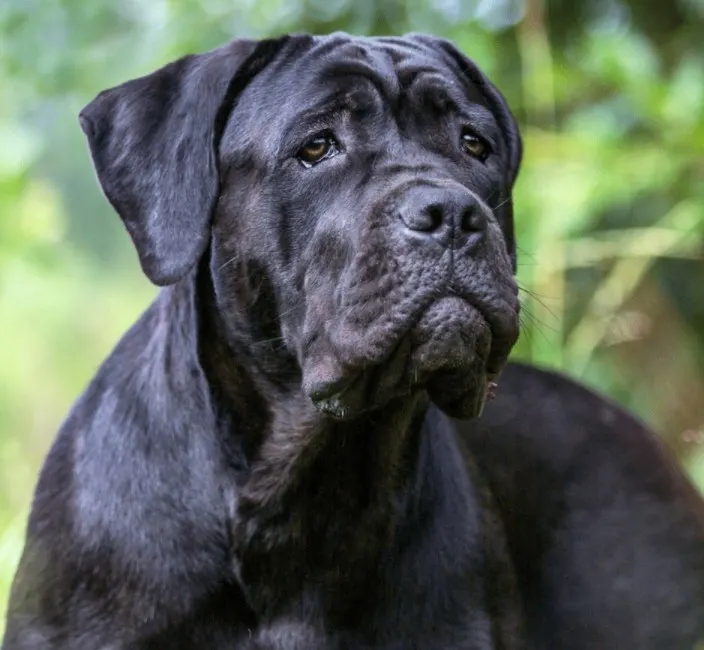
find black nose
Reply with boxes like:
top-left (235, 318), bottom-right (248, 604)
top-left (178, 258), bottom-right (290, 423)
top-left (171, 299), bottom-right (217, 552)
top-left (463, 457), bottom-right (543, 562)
top-left (398, 185), bottom-right (487, 250)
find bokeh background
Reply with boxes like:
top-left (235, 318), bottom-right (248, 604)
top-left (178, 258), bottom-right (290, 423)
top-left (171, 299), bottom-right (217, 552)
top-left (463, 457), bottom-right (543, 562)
top-left (1, 0), bottom-right (703, 628)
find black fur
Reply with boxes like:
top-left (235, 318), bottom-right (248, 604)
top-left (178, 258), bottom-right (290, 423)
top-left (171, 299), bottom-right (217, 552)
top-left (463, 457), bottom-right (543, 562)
top-left (3, 32), bottom-right (703, 649)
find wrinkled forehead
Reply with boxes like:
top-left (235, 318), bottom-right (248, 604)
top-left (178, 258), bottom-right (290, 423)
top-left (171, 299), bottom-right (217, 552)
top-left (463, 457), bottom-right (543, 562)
top-left (289, 35), bottom-right (477, 101)
top-left (224, 34), bottom-right (495, 150)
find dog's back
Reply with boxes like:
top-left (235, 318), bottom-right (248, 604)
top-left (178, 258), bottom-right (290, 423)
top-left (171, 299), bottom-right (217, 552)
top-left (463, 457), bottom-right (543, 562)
top-left (463, 362), bottom-right (704, 649)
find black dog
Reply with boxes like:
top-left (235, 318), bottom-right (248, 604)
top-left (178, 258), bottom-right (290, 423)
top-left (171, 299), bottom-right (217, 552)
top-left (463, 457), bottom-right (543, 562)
top-left (3, 33), bottom-right (703, 649)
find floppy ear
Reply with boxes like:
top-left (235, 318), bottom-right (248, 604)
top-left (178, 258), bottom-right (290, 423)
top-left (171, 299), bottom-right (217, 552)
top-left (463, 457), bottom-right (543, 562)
top-left (79, 37), bottom-right (290, 286)
top-left (409, 34), bottom-right (522, 271)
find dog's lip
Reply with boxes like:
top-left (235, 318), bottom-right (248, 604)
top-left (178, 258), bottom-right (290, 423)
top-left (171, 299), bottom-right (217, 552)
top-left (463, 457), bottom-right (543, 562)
top-left (309, 373), bottom-right (377, 420)
top-left (311, 372), bottom-right (500, 421)
top-left (308, 374), bottom-right (357, 404)
top-left (307, 294), bottom-right (508, 420)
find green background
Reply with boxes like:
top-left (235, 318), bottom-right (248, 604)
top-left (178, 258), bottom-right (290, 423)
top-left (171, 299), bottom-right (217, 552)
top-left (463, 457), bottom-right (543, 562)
top-left (1, 0), bottom-right (703, 628)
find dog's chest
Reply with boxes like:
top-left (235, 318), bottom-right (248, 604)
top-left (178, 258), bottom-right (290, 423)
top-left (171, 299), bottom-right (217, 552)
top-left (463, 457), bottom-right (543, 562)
top-left (220, 517), bottom-right (520, 647)
top-left (217, 431), bottom-right (523, 650)
top-left (209, 609), bottom-right (509, 650)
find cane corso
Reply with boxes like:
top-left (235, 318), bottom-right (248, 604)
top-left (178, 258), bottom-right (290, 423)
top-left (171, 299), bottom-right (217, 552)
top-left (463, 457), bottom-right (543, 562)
top-left (3, 32), bottom-right (704, 650)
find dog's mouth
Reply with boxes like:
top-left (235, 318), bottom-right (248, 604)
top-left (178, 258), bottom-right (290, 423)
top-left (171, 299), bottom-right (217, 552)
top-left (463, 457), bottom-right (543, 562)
top-left (306, 296), bottom-right (509, 420)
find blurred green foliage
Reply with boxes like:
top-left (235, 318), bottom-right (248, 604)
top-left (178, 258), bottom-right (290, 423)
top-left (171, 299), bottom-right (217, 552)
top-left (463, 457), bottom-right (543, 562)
top-left (1, 0), bottom-right (703, 629)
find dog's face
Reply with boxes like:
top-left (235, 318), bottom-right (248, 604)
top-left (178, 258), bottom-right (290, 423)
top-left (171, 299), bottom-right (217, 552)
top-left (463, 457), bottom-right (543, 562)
top-left (80, 33), bottom-right (521, 420)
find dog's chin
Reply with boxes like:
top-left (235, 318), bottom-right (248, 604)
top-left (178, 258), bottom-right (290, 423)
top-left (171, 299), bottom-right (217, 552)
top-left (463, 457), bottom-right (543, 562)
top-left (412, 298), bottom-right (493, 419)
top-left (305, 298), bottom-right (497, 421)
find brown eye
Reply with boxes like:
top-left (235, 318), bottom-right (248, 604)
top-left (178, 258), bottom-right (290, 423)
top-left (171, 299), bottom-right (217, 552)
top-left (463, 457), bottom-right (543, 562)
top-left (297, 133), bottom-right (338, 167)
top-left (461, 131), bottom-right (490, 161)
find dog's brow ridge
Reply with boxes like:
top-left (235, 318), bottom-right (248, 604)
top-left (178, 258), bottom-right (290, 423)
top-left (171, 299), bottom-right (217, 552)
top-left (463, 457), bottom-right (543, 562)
top-left (318, 58), bottom-right (400, 101)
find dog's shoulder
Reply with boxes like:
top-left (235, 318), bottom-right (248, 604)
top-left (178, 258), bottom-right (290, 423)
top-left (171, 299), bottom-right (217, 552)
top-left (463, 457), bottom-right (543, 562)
top-left (5, 286), bottom-right (246, 647)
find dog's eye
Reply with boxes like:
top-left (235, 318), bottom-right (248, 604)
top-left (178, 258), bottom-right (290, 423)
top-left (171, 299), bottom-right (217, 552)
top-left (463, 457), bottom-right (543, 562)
top-left (297, 133), bottom-right (339, 167)
top-left (461, 130), bottom-right (491, 162)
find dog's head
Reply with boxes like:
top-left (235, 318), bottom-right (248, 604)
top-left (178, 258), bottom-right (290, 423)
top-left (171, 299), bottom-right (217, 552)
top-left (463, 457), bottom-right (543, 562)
top-left (80, 33), bottom-right (521, 420)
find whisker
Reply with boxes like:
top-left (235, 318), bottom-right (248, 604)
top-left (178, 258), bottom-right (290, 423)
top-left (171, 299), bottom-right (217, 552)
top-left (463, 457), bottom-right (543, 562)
top-left (275, 302), bottom-right (305, 323)
top-left (250, 336), bottom-right (286, 349)
top-left (518, 284), bottom-right (559, 324)
top-left (519, 306), bottom-right (557, 336)
top-left (492, 195), bottom-right (512, 211)
top-left (514, 245), bottom-right (540, 267)
top-left (218, 255), bottom-right (240, 272)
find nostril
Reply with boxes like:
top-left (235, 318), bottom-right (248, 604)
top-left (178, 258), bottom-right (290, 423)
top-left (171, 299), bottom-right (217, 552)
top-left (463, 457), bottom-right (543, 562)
top-left (460, 205), bottom-right (487, 234)
top-left (425, 204), bottom-right (444, 232)
top-left (402, 203), bottom-right (444, 232)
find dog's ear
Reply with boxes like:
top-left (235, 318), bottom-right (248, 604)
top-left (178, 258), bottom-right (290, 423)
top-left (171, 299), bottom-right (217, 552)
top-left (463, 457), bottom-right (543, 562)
top-left (408, 34), bottom-right (522, 271)
top-left (79, 37), bottom-right (291, 286)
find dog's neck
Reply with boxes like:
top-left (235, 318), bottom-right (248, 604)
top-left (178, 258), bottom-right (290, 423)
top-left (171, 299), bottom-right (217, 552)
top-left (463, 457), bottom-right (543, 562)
top-left (192, 265), bottom-right (433, 619)
top-left (233, 398), bottom-right (429, 618)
